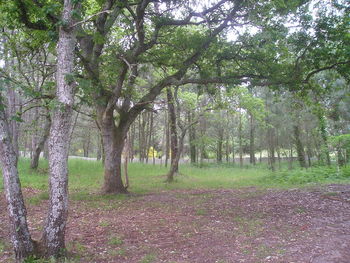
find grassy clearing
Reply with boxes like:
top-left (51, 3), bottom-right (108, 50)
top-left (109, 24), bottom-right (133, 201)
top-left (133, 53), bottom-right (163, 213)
top-left (0, 158), bottom-right (349, 194)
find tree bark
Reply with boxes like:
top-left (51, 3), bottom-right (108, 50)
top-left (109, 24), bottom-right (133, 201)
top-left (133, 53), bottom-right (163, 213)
top-left (97, 108), bottom-right (128, 194)
top-left (123, 136), bottom-right (130, 189)
top-left (167, 87), bottom-right (178, 181)
top-left (130, 123), bottom-right (135, 162)
top-left (41, 0), bottom-right (78, 257)
top-left (167, 132), bottom-right (186, 182)
top-left (4, 39), bottom-right (20, 158)
top-left (165, 114), bottom-right (170, 167)
top-left (0, 99), bottom-right (35, 262)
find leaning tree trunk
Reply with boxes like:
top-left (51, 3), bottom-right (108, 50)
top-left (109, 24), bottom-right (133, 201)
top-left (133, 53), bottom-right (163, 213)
top-left (41, 0), bottom-right (78, 257)
top-left (30, 114), bottom-right (51, 169)
top-left (0, 99), bottom-right (35, 262)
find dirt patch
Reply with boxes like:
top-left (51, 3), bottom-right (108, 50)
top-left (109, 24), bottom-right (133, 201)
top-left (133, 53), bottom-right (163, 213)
top-left (1, 184), bottom-right (350, 262)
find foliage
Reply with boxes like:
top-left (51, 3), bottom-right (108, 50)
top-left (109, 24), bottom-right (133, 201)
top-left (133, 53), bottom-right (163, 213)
top-left (263, 165), bottom-right (350, 185)
top-left (329, 134), bottom-right (350, 149)
top-left (147, 147), bottom-right (158, 158)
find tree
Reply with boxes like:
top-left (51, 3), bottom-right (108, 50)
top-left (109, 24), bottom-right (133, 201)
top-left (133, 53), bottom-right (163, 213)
top-left (0, 0), bottom-right (79, 260)
top-left (41, 0), bottom-right (79, 256)
top-left (0, 95), bottom-right (34, 262)
top-left (73, 0), bottom-right (312, 193)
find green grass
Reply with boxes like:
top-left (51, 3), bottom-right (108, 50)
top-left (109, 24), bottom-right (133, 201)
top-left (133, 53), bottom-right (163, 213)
top-left (0, 158), bottom-right (350, 195)
top-left (139, 253), bottom-right (157, 263)
top-left (108, 235), bottom-right (124, 246)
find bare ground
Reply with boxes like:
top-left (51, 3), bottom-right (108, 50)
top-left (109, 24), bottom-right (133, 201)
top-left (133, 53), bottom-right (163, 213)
top-left (1, 184), bottom-right (350, 263)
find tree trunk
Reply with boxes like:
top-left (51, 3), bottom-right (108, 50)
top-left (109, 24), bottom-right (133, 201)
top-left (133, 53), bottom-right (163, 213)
top-left (199, 115), bottom-right (206, 168)
top-left (232, 134), bottom-right (235, 164)
top-left (139, 112), bottom-right (147, 162)
top-left (30, 114), bottom-right (51, 169)
top-left (277, 147), bottom-right (281, 170)
top-left (7, 89), bottom-right (20, 157)
top-left (0, 100), bottom-right (35, 262)
top-left (31, 107), bottom-right (40, 160)
top-left (167, 132), bottom-right (186, 182)
top-left (83, 130), bottom-right (91, 157)
top-left (138, 115), bottom-right (142, 162)
top-left (239, 109), bottom-right (243, 168)
top-left (188, 111), bottom-right (196, 164)
top-left (41, 1), bottom-right (78, 257)
top-left (167, 87), bottom-right (178, 179)
top-left (123, 136), bottom-right (130, 189)
top-left (145, 112), bottom-right (151, 164)
top-left (130, 123), bottom-right (135, 162)
top-left (4, 42), bottom-right (20, 158)
top-left (259, 150), bottom-right (262, 163)
top-left (306, 131), bottom-right (313, 167)
top-left (337, 148), bottom-right (345, 167)
top-left (98, 109), bottom-right (128, 194)
top-left (165, 115), bottom-right (170, 167)
top-left (275, 129), bottom-right (281, 170)
top-left (293, 124), bottom-right (307, 168)
top-left (249, 114), bottom-right (256, 165)
top-left (217, 126), bottom-right (224, 163)
top-left (267, 127), bottom-right (276, 171)
top-left (96, 133), bottom-right (102, 161)
top-left (146, 112), bottom-right (153, 164)
top-left (318, 113), bottom-right (331, 166)
top-left (289, 145), bottom-right (294, 170)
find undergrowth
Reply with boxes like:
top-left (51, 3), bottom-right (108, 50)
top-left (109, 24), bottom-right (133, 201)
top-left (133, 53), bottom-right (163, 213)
top-left (262, 165), bottom-right (350, 186)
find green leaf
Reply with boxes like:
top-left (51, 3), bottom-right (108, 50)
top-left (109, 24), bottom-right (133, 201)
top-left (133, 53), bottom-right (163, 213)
top-left (10, 114), bottom-right (24, 123)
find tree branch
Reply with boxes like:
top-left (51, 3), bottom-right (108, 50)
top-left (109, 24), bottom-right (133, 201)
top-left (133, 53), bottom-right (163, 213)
top-left (303, 61), bottom-right (350, 83)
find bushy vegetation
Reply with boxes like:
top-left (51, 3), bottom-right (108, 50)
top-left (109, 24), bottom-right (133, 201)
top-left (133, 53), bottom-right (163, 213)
top-left (263, 165), bottom-right (350, 186)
